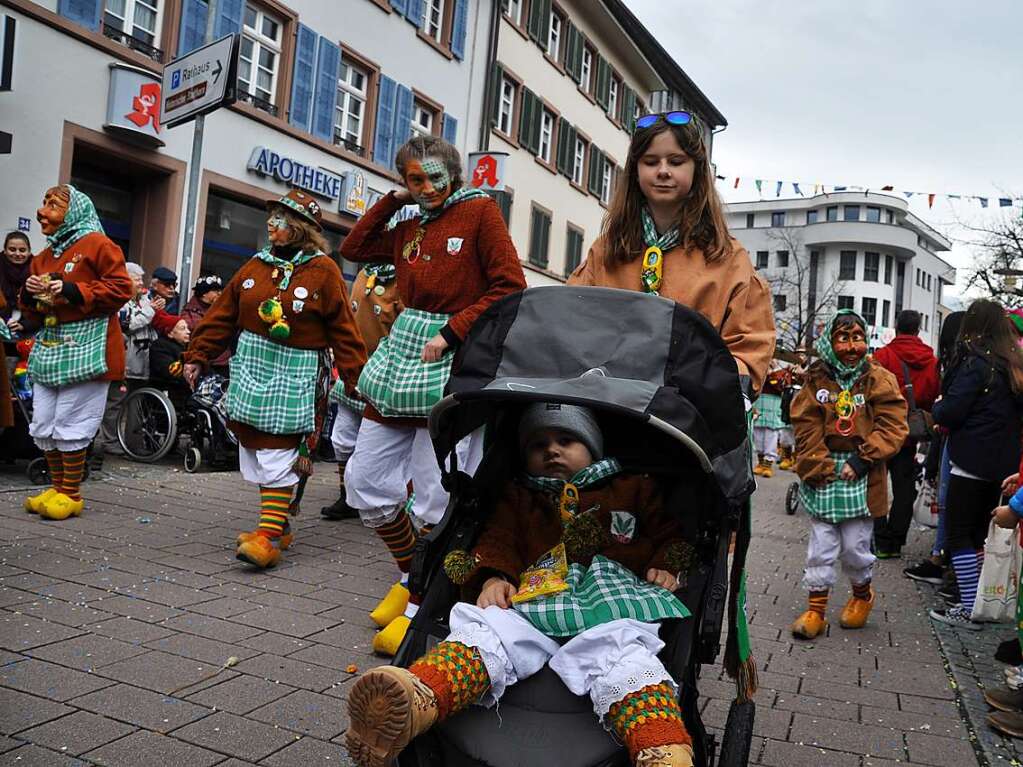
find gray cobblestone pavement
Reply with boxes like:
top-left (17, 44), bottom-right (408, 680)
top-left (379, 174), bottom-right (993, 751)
top-left (0, 459), bottom-right (1018, 765)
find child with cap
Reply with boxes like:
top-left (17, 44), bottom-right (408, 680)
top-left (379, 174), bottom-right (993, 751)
top-left (345, 402), bottom-right (697, 767)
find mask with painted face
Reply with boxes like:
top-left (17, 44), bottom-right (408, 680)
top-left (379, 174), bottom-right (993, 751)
top-left (405, 157), bottom-right (452, 210)
top-left (267, 212), bottom-right (294, 247)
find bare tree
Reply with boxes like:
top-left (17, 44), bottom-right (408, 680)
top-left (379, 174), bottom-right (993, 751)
top-left (957, 212), bottom-right (1023, 309)
top-left (763, 227), bottom-right (846, 350)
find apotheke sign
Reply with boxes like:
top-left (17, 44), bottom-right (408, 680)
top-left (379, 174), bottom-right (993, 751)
top-left (248, 147), bottom-right (343, 200)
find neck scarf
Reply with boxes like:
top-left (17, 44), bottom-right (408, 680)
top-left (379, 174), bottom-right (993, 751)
top-left (815, 309), bottom-right (870, 391)
top-left (254, 246), bottom-right (321, 291)
top-left (521, 458), bottom-right (622, 520)
top-left (364, 263), bottom-right (397, 284)
top-left (641, 207), bottom-right (681, 253)
top-left (418, 186), bottom-right (488, 225)
top-left (46, 185), bottom-right (105, 258)
top-left (0, 257), bottom-right (30, 309)
top-left (639, 208), bottom-right (680, 295)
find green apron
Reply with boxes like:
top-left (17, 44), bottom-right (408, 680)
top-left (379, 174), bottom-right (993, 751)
top-left (28, 317), bottom-right (109, 387)
top-left (798, 450), bottom-right (869, 524)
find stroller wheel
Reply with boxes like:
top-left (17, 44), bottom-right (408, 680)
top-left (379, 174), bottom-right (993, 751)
top-left (117, 387), bottom-right (178, 463)
top-left (184, 447), bottom-right (202, 473)
top-left (27, 457), bottom-right (49, 486)
top-left (785, 481), bottom-right (799, 515)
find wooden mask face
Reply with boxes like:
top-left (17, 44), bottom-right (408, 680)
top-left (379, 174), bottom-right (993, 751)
top-left (37, 186), bottom-right (70, 236)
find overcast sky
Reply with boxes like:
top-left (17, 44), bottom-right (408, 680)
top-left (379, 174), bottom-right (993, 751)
top-left (625, 0), bottom-right (1023, 297)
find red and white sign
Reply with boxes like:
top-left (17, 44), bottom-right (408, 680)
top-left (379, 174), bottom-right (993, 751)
top-left (467, 151), bottom-right (509, 192)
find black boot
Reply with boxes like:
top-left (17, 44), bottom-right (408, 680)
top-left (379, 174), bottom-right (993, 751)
top-left (320, 497), bottom-right (359, 520)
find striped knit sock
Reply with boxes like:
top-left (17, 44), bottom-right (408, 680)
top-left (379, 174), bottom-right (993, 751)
top-left (409, 641), bottom-right (490, 721)
top-left (45, 451), bottom-right (63, 493)
top-left (257, 486), bottom-right (294, 539)
top-left (375, 511), bottom-right (417, 573)
top-left (608, 682), bottom-right (691, 761)
top-left (951, 549), bottom-right (981, 611)
top-left (808, 589), bottom-right (829, 618)
top-left (852, 581), bottom-right (871, 600)
top-left (60, 450), bottom-right (87, 501)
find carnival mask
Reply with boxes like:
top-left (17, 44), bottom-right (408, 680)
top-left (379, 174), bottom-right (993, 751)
top-left (831, 324), bottom-right (867, 367)
top-left (405, 157), bottom-right (452, 209)
top-left (267, 212), bottom-right (294, 246)
top-left (37, 186), bottom-right (70, 236)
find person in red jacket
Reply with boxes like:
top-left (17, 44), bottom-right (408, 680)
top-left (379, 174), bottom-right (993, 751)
top-left (872, 310), bottom-right (940, 557)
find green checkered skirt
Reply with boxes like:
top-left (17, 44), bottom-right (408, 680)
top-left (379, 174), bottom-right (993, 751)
top-left (798, 450), bottom-right (869, 523)
top-left (754, 393), bottom-right (786, 430)
top-left (357, 308), bottom-right (452, 418)
top-left (329, 386), bottom-right (366, 413)
top-left (28, 317), bottom-right (109, 387)
top-left (513, 556), bottom-right (690, 637)
top-left (226, 331), bottom-right (319, 434)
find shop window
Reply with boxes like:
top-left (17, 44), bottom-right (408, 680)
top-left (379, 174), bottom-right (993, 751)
top-left (336, 54), bottom-right (372, 157)
top-left (422, 0), bottom-right (445, 43)
top-left (238, 3), bottom-right (283, 114)
top-left (529, 205), bottom-right (551, 269)
top-left (565, 224), bottom-right (584, 275)
top-left (861, 297), bottom-right (877, 326)
top-left (102, 0), bottom-right (163, 60)
top-left (864, 252), bottom-right (880, 282)
top-left (71, 160), bottom-right (136, 258)
top-left (202, 192), bottom-right (269, 280)
top-left (839, 250), bottom-right (857, 280)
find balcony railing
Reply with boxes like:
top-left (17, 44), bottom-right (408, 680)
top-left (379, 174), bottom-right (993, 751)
top-left (237, 90), bottom-right (279, 118)
top-left (101, 22), bottom-right (164, 62)
top-left (333, 129), bottom-right (368, 158)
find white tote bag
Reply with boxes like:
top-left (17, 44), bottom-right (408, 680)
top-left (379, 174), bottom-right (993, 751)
top-left (972, 520), bottom-right (1022, 622)
top-left (912, 480), bottom-right (939, 528)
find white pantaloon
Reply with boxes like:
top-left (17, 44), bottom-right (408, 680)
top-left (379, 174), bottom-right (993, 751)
top-left (329, 403), bottom-right (362, 464)
top-left (778, 427), bottom-right (794, 449)
top-left (30, 380), bottom-right (108, 452)
top-left (238, 446), bottom-right (299, 487)
top-left (446, 603), bottom-right (673, 720)
top-left (753, 426), bottom-right (780, 462)
top-left (345, 419), bottom-right (482, 528)
top-left (802, 516), bottom-right (875, 591)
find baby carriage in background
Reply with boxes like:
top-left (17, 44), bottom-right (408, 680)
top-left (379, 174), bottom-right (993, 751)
top-left (780, 373), bottom-right (802, 516)
top-left (395, 287), bottom-right (757, 767)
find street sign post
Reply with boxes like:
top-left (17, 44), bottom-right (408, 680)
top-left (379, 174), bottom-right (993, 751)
top-left (160, 34), bottom-right (237, 129)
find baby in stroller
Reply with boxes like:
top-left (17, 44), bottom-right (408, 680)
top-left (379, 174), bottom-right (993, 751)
top-left (346, 402), bottom-right (695, 767)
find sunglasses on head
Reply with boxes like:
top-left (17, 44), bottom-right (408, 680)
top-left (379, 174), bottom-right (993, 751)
top-left (635, 111), bottom-right (693, 130)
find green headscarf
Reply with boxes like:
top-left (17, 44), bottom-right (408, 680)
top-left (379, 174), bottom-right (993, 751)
top-left (46, 185), bottom-right (105, 258)
top-left (814, 309), bottom-right (870, 390)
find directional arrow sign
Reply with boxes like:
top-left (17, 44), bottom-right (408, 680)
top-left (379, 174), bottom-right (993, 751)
top-left (161, 34), bottom-right (237, 129)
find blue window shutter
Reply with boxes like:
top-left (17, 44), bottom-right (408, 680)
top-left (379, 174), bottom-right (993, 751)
top-left (373, 75), bottom-right (398, 169)
top-left (311, 37), bottom-right (341, 142)
top-left (393, 85), bottom-right (414, 156)
top-left (405, 0), bottom-right (424, 26)
top-left (451, 0), bottom-right (468, 60)
top-left (289, 24), bottom-right (317, 132)
top-left (177, 0), bottom-right (209, 56)
top-left (214, 0), bottom-right (244, 37)
top-left (390, 0), bottom-right (409, 15)
top-left (442, 113), bottom-right (458, 144)
top-left (58, 0), bottom-right (102, 32)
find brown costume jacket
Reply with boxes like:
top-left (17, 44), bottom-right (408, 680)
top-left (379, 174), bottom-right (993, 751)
top-left (466, 474), bottom-right (685, 593)
top-left (568, 237), bottom-right (776, 396)
top-left (184, 254), bottom-right (368, 449)
top-left (20, 232), bottom-right (134, 382)
top-left (350, 268), bottom-right (401, 355)
top-left (790, 360), bottom-right (908, 517)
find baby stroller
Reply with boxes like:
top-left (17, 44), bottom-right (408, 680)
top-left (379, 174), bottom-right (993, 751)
top-left (780, 381), bottom-right (801, 516)
top-left (395, 287), bottom-right (757, 767)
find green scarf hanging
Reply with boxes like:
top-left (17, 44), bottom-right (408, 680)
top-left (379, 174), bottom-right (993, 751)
top-left (46, 185), bottom-right (105, 258)
top-left (520, 458), bottom-right (623, 499)
top-left (640, 207), bottom-right (681, 253)
top-left (253, 246), bottom-right (321, 291)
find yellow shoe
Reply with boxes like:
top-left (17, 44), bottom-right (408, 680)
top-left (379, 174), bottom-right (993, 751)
top-left (373, 615), bottom-right (411, 657)
top-left (235, 534), bottom-right (282, 568)
top-left (758, 462), bottom-right (774, 478)
top-left (38, 493), bottom-right (84, 521)
top-left (24, 488), bottom-right (58, 514)
top-left (791, 609), bottom-right (827, 639)
top-left (237, 529), bottom-right (294, 550)
top-left (839, 587), bottom-right (875, 629)
top-left (778, 458), bottom-right (795, 471)
top-left (370, 582), bottom-right (410, 628)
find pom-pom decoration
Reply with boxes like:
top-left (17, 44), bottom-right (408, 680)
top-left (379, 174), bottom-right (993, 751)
top-left (563, 512), bottom-right (609, 564)
top-left (443, 549), bottom-right (480, 585)
top-left (258, 297), bottom-right (284, 324)
top-left (268, 320), bottom-right (291, 341)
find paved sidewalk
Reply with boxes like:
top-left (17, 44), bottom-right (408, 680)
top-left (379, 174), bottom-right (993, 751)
top-left (0, 460), bottom-right (1013, 765)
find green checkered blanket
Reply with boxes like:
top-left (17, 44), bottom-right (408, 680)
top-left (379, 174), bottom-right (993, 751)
top-left (28, 317), bottom-right (109, 387)
top-left (357, 308), bottom-right (452, 418)
top-left (798, 450), bottom-right (869, 523)
top-left (226, 330), bottom-right (319, 434)
top-left (513, 555), bottom-right (690, 637)
top-left (754, 393), bottom-right (786, 430)
top-left (0, 322), bottom-right (12, 342)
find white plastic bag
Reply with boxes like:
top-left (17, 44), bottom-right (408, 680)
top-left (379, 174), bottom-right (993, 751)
top-left (913, 480), bottom-right (938, 528)
top-left (972, 520), bottom-right (1022, 622)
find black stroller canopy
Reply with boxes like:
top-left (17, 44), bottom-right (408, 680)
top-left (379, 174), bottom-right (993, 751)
top-left (430, 286), bottom-right (754, 503)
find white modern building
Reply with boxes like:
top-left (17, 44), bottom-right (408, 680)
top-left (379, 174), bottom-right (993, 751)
top-left (0, 0), bottom-right (493, 291)
top-left (727, 193), bottom-right (955, 350)
top-left (486, 0), bottom-right (725, 285)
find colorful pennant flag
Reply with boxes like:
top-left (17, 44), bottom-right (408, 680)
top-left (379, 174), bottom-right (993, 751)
top-left (881, 185), bottom-right (894, 191)
top-left (775, 181), bottom-right (783, 197)
top-left (928, 193), bottom-right (935, 208)
top-left (1000, 198), bottom-right (1013, 207)
top-left (734, 177), bottom-right (740, 189)
top-left (793, 183), bottom-right (803, 196)
top-left (755, 180), bottom-right (763, 194)
top-left (980, 198), bottom-right (989, 208)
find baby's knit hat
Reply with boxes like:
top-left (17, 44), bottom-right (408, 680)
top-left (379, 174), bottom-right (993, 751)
top-left (518, 402), bottom-right (603, 459)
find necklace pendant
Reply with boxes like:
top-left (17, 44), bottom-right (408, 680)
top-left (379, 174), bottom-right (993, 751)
top-left (271, 268), bottom-right (279, 280)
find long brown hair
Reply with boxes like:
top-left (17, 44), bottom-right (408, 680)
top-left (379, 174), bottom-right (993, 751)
top-left (601, 118), bottom-right (732, 264)
top-left (273, 206), bottom-right (328, 254)
top-left (955, 298), bottom-right (1023, 393)
top-left (394, 135), bottom-right (464, 190)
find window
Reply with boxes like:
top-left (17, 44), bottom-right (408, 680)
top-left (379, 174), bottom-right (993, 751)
top-left (504, 0), bottom-right (523, 26)
top-left (839, 250), bottom-right (857, 280)
top-left (771, 211), bottom-right (786, 227)
top-left (565, 224), bottom-right (584, 275)
top-left (895, 262), bottom-right (905, 314)
top-left (776, 250), bottom-right (789, 268)
top-left (925, 314), bottom-right (929, 332)
top-left (239, 4), bottom-right (283, 108)
top-left (580, 45), bottom-right (594, 94)
top-left (926, 274), bottom-right (932, 291)
top-left (808, 251), bottom-right (820, 316)
top-left (806, 209), bottom-right (819, 224)
top-left (102, 0), bottom-right (161, 52)
top-left (336, 56), bottom-right (369, 153)
top-left (529, 205), bottom-right (552, 269)
top-left (882, 299), bottom-right (891, 327)
top-left (838, 295), bottom-right (855, 310)
top-left (915, 268), bottom-right (921, 287)
top-left (861, 297), bottom-right (877, 326)
top-left (884, 255), bottom-right (893, 285)
top-left (600, 162), bottom-right (613, 205)
top-left (203, 192), bottom-right (269, 280)
top-left (608, 76), bottom-right (620, 119)
top-left (412, 99), bottom-right (438, 138)
top-left (864, 252), bottom-right (880, 282)
top-left (886, 209), bottom-right (894, 224)
top-left (488, 189), bottom-right (513, 226)
top-left (572, 137), bottom-right (587, 186)
top-left (745, 213), bottom-right (755, 228)
top-left (422, 0), bottom-right (445, 44)
top-left (497, 76), bottom-right (517, 136)
top-left (866, 206), bottom-right (881, 223)
top-left (773, 294), bottom-right (787, 312)
top-left (538, 109), bottom-right (555, 164)
top-left (755, 251), bottom-right (769, 270)
top-left (843, 205), bottom-right (860, 221)
top-left (547, 10), bottom-right (562, 58)
top-left (826, 205), bottom-right (838, 222)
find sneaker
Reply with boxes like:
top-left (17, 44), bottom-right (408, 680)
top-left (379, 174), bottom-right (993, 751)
top-left (938, 584), bottom-right (960, 603)
top-left (321, 497), bottom-right (360, 520)
top-left (929, 604), bottom-right (982, 631)
top-left (904, 560), bottom-right (945, 585)
top-left (875, 548), bottom-right (902, 560)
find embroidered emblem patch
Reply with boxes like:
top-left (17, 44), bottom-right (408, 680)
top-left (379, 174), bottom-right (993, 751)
top-left (373, 285), bottom-right (386, 296)
top-left (373, 305), bottom-right (382, 315)
top-left (63, 263), bottom-right (74, 273)
top-left (292, 300), bottom-right (305, 313)
top-left (351, 300), bottom-right (359, 312)
top-left (853, 393), bottom-right (865, 406)
top-left (242, 278), bottom-right (255, 290)
top-left (610, 511), bottom-right (636, 544)
top-left (816, 388), bottom-right (830, 404)
top-left (294, 287), bottom-right (308, 299)
top-left (447, 237), bottom-right (464, 256)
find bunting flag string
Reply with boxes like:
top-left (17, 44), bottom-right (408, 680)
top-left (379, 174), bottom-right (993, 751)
top-left (713, 173), bottom-right (1021, 210)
